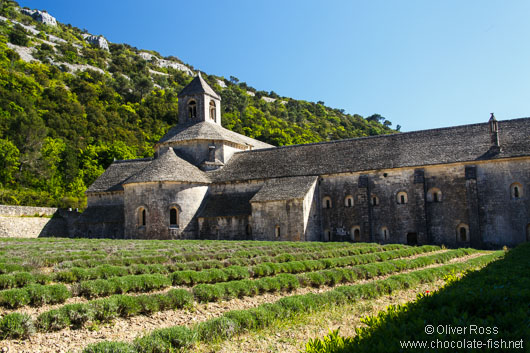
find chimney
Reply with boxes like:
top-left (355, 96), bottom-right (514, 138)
top-left (489, 113), bottom-right (500, 149)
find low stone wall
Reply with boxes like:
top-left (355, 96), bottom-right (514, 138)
top-left (0, 205), bottom-right (58, 217)
top-left (0, 205), bottom-right (79, 238)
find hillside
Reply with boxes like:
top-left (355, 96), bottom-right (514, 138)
top-left (0, 0), bottom-right (396, 208)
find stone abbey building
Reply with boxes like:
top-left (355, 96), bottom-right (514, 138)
top-left (77, 74), bottom-right (530, 248)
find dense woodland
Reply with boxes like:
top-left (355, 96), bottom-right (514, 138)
top-left (0, 0), bottom-right (396, 208)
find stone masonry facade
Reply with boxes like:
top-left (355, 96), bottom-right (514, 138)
top-left (77, 75), bottom-right (530, 248)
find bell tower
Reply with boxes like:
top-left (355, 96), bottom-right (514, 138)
top-left (177, 73), bottom-right (221, 126)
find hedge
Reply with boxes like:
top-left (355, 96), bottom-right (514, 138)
top-left (0, 284), bottom-right (70, 308)
top-left (35, 289), bottom-right (193, 332)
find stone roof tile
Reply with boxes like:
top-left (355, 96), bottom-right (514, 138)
top-left (157, 121), bottom-right (273, 149)
top-left (198, 192), bottom-right (255, 218)
top-left (177, 74), bottom-right (221, 99)
top-left (212, 118), bottom-right (530, 182)
top-left (86, 158), bottom-right (152, 193)
top-left (251, 176), bottom-right (318, 202)
top-left (124, 147), bottom-right (210, 184)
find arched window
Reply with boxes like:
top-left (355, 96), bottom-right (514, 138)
top-left (427, 188), bottom-right (442, 203)
top-left (456, 223), bottom-right (469, 242)
top-left (396, 191), bottom-right (408, 204)
top-left (381, 227), bottom-right (389, 241)
top-left (169, 207), bottom-right (179, 228)
top-left (351, 226), bottom-right (361, 241)
top-left (188, 100), bottom-right (197, 119)
top-left (209, 100), bottom-right (216, 121)
top-left (246, 224), bottom-right (252, 237)
top-left (137, 207), bottom-right (146, 228)
top-left (275, 225), bottom-right (280, 238)
top-left (510, 182), bottom-right (523, 199)
top-left (324, 229), bottom-right (331, 241)
top-left (344, 195), bottom-right (354, 207)
top-left (322, 196), bottom-right (332, 209)
top-left (371, 195), bottom-right (379, 206)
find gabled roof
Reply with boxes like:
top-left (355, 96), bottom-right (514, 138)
top-left (177, 74), bottom-right (221, 100)
top-left (123, 147), bottom-right (210, 184)
top-left (212, 118), bottom-right (530, 182)
top-left (198, 192), bottom-right (255, 218)
top-left (157, 121), bottom-right (274, 150)
top-left (86, 158), bottom-right (152, 193)
top-left (251, 176), bottom-right (318, 202)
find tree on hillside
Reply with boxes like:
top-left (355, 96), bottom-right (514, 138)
top-left (9, 24), bottom-right (30, 46)
top-left (0, 139), bottom-right (20, 186)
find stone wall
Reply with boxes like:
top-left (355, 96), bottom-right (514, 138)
top-left (251, 199), bottom-right (305, 241)
top-left (0, 205), bottom-right (79, 238)
top-left (123, 182), bottom-right (208, 239)
top-left (475, 159), bottom-right (530, 247)
top-left (319, 158), bottom-right (530, 248)
top-left (302, 179), bottom-right (320, 241)
top-left (86, 191), bottom-right (123, 207)
top-left (0, 205), bottom-right (58, 216)
top-left (198, 215), bottom-right (251, 240)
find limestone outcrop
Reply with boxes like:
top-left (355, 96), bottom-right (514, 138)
top-left (20, 9), bottom-right (57, 26)
top-left (139, 52), bottom-right (193, 75)
top-left (83, 34), bottom-right (109, 51)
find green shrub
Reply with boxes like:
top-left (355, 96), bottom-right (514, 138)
top-left (224, 265), bottom-right (250, 280)
top-left (0, 313), bottom-right (34, 339)
top-left (137, 294), bottom-right (160, 315)
top-left (61, 303), bottom-right (94, 328)
top-left (224, 310), bottom-right (257, 330)
top-left (248, 305), bottom-right (277, 327)
top-left (37, 309), bottom-right (70, 331)
top-left (82, 341), bottom-right (136, 353)
top-left (46, 284), bottom-right (71, 304)
top-left (134, 326), bottom-right (196, 352)
top-left (91, 298), bottom-right (119, 322)
top-left (196, 316), bottom-right (238, 341)
top-left (166, 288), bottom-right (193, 309)
top-left (0, 274), bottom-right (16, 289)
top-left (115, 295), bottom-right (141, 317)
top-left (33, 273), bottom-right (51, 285)
top-left (306, 272), bottom-right (326, 287)
top-left (320, 270), bottom-right (344, 286)
top-left (251, 263), bottom-right (274, 277)
top-left (14, 272), bottom-right (35, 287)
top-left (305, 329), bottom-right (354, 353)
top-left (170, 270), bottom-right (194, 285)
top-left (0, 263), bottom-right (25, 274)
top-left (0, 288), bottom-right (30, 308)
top-left (276, 273), bottom-right (300, 291)
top-left (95, 265), bottom-right (128, 279)
top-left (80, 279), bottom-right (118, 298)
top-left (192, 284), bottom-right (224, 302)
top-left (256, 277), bottom-right (281, 292)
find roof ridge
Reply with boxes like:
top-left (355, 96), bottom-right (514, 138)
top-left (113, 158), bottom-right (152, 164)
top-left (123, 147), bottom-right (210, 184)
top-left (232, 117), bottom-right (530, 156)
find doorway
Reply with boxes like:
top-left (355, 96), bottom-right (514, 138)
top-left (407, 232), bottom-right (418, 245)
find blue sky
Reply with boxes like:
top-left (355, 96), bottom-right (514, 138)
top-left (18, 0), bottom-right (530, 132)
